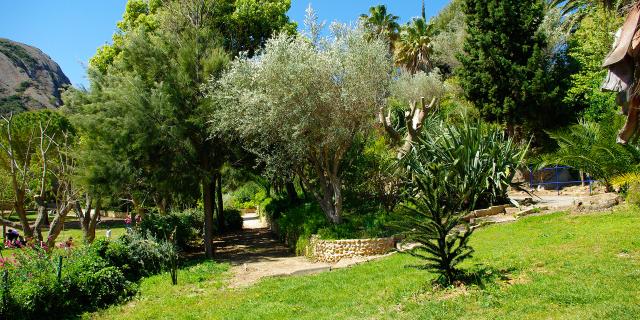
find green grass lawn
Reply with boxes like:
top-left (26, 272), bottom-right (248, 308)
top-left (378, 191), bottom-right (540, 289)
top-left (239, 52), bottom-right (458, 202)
top-left (90, 207), bottom-right (640, 319)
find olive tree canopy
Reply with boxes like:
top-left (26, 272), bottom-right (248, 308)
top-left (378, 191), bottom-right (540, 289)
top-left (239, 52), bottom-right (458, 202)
top-left (210, 22), bottom-right (391, 223)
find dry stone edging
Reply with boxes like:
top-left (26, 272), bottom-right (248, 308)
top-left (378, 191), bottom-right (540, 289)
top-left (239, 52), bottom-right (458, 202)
top-left (308, 235), bottom-right (396, 263)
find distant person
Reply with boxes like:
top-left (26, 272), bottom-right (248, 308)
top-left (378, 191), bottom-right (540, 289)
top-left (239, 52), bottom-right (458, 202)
top-left (64, 236), bottom-right (74, 248)
top-left (105, 229), bottom-right (112, 239)
top-left (6, 229), bottom-right (19, 242)
top-left (5, 229), bottom-right (24, 247)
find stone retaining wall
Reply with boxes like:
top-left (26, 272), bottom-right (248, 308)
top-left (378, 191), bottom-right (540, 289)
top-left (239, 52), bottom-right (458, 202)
top-left (462, 204), bottom-right (512, 222)
top-left (309, 235), bottom-right (395, 263)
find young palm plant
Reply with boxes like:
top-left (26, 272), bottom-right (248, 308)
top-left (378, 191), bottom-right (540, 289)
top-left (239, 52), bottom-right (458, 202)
top-left (541, 115), bottom-right (640, 191)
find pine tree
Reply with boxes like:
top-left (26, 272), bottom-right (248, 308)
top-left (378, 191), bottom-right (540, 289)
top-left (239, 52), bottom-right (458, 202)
top-left (459, 0), bottom-right (560, 135)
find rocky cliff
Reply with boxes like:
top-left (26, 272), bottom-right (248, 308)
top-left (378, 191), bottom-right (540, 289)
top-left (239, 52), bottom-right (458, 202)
top-left (0, 38), bottom-right (71, 113)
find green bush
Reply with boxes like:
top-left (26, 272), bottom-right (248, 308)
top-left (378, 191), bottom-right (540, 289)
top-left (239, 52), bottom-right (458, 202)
top-left (139, 210), bottom-right (202, 249)
top-left (231, 182), bottom-right (266, 208)
top-left (260, 197), bottom-right (395, 254)
top-left (0, 245), bottom-right (135, 319)
top-left (98, 232), bottom-right (177, 282)
top-left (224, 208), bottom-right (243, 231)
top-left (626, 183), bottom-right (640, 206)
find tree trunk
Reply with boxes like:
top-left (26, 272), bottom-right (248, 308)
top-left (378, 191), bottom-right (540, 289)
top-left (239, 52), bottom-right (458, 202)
top-left (298, 177), bottom-right (308, 199)
top-left (75, 195), bottom-right (102, 243)
top-left (215, 173), bottom-right (224, 233)
top-left (265, 182), bottom-right (271, 198)
top-left (75, 195), bottom-right (91, 241)
top-left (46, 205), bottom-right (73, 249)
top-left (15, 190), bottom-right (33, 238)
top-left (87, 200), bottom-right (102, 243)
top-left (32, 203), bottom-right (47, 242)
top-left (203, 176), bottom-right (215, 259)
top-left (300, 171), bottom-right (343, 224)
top-left (156, 196), bottom-right (168, 215)
top-left (285, 181), bottom-right (298, 203)
top-left (131, 194), bottom-right (145, 219)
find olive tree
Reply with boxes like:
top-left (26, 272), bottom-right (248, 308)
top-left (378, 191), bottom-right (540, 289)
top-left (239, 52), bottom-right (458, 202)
top-left (211, 22), bottom-right (391, 224)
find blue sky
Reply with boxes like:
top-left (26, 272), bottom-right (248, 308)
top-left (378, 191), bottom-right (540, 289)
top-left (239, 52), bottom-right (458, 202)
top-left (0, 1), bottom-right (450, 88)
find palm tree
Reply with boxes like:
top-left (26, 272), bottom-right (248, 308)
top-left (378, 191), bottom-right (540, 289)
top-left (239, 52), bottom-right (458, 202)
top-left (549, 0), bottom-right (633, 29)
top-left (394, 18), bottom-right (434, 74)
top-left (359, 5), bottom-right (400, 52)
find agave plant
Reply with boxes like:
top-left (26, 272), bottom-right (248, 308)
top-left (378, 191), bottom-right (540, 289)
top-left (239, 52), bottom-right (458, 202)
top-left (403, 120), bottom-right (528, 210)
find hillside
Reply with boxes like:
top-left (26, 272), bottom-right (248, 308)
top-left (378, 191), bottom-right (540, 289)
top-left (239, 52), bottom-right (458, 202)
top-left (0, 38), bottom-right (70, 113)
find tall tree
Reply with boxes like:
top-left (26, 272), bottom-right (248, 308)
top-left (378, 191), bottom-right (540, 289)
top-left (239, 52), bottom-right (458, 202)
top-left (212, 21), bottom-right (391, 224)
top-left (459, 0), bottom-right (561, 136)
top-left (0, 110), bottom-right (77, 247)
top-left (395, 18), bottom-right (434, 74)
top-left (67, 0), bottom-right (294, 258)
top-left (360, 5), bottom-right (400, 52)
top-left (564, 6), bottom-right (621, 122)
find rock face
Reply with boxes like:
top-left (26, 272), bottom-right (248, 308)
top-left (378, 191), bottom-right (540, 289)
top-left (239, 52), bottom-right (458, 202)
top-left (0, 38), bottom-right (70, 113)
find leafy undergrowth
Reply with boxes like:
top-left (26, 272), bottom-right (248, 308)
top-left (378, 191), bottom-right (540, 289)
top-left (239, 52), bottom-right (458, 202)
top-left (90, 207), bottom-right (640, 319)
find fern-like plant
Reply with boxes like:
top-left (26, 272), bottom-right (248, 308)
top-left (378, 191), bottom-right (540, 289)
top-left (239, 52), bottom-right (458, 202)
top-left (542, 115), bottom-right (640, 191)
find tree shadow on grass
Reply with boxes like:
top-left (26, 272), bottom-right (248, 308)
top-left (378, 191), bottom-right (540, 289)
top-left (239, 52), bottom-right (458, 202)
top-left (456, 264), bottom-right (518, 289)
top-left (404, 262), bottom-right (518, 290)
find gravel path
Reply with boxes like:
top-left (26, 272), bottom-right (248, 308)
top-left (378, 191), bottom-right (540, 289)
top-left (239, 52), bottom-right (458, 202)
top-left (214, 211), bottom-right (389, 288)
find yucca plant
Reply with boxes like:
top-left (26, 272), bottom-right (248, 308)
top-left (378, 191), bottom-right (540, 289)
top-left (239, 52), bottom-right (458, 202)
top-left (395, 120), bottom-right (527, 285)
top-left (397, 163), bottom-right (475, 286)
top-left (405, 120), bottom-right (527, 210)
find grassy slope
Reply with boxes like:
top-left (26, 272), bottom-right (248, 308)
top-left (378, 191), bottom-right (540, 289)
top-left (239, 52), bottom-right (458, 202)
top-left (92, 207), bottom-right (640, 320)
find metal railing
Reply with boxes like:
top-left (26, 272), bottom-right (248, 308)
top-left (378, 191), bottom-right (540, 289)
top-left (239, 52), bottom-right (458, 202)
top-left (528, 165), bottom-right (596, 195)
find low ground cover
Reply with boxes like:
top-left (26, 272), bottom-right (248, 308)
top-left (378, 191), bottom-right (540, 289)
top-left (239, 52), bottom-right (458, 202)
top-left (92, 206), bottom-right (640, 319)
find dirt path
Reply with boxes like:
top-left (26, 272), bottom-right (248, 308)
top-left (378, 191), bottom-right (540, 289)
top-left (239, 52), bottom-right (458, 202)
top-left (214, 211), bottom-right (389, 288)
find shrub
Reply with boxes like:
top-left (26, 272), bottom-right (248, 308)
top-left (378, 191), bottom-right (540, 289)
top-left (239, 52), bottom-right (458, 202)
top-left (611, 173), bottom-right (640, 206)
top-left (276, 202), bottom-right (327, 250)
top-left (261, 197), bottom-right (395, 254)
top-left (224, 208), bottom-right (243, 231)
top-left (0, 244), bottom-right (135, 319)
top-left (98, 232), bottom-right (177, 282)
top-left (60, 249), bottom-right (134, 312)
top-left (394, 163), bottom-right (475, 286)
top-left (231, 182), bottom-right (265, 208)
top-left (627, 183), bottom-right (640, 206)
top-left (139, 210), bottom-right (202, 249)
